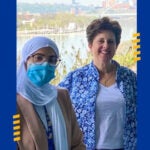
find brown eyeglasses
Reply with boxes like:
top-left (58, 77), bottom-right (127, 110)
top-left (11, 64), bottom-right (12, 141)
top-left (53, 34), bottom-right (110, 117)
top-left (30, 53), bottom-right (61, 66)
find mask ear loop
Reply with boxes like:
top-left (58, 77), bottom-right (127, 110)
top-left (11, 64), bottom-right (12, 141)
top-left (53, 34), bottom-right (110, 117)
top-left (56, 58), bottom-right (61, 67)
top-left (48, 57), bottom-right (61, 67)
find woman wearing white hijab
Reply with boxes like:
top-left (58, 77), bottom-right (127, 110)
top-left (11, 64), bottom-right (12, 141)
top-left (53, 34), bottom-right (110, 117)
top-left (17, 36), bottom-right (85, 150)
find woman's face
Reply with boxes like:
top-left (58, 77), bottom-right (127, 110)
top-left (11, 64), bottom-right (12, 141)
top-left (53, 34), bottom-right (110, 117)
top-left (88, 30), bottom-right (117, 65)
top-left (26, 47), bottom-right (56, 69)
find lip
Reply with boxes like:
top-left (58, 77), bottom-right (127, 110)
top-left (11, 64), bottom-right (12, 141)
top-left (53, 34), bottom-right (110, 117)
top-left (99, 50), bottom-right (110, 55)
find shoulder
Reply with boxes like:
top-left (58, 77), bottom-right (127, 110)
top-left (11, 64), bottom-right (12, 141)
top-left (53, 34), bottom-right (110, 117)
top-left (59, 62), bottom-right (99, 90)
top-left (57, 87), bottom-right (71, 103)
top-left (67, 63), bottom-right (92, 77)
top-left (116, 65), bottom-right (137, 88)
top-left (112, 60), bottom-right (136, 78)
top-left (59, 63), bottom-right (93, 87)
top-left (65, 62), bottom-right (98, 80)
top-left (57, 87), bottom-right (69, 96)
top-left (56, 87), bottom-right (73, 113)
top-left (17, 94), bottom-right (30, 105)
top-left (118, 65), bottom-right (136, 78)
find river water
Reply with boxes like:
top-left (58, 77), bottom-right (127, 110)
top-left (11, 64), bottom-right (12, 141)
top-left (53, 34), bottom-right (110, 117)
top-left (17, 17), bottom-right (137, 75)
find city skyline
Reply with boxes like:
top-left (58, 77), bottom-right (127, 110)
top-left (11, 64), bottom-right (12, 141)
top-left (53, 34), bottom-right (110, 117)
top-left (17, 0), bottom-right (103, 6)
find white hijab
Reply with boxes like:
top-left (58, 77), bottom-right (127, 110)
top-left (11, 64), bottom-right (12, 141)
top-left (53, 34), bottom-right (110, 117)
top-left (17, 36), bottom-right (59, 105)
top-left (17, 36), bottom-right (68, 150)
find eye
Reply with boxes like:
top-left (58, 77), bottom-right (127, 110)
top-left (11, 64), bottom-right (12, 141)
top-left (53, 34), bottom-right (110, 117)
top-left (34, 54), bottom-right (44, 62)
top-left (99, 39), bottom-right (105, 44)
top-left (49, 56), bottom-right (57, 64)
top-left (108, 39), bottom-right (115, 44)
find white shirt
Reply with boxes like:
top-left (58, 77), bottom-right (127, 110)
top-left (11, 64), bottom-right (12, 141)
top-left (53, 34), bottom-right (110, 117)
top-left (96, 83), bottom-right (125, 149)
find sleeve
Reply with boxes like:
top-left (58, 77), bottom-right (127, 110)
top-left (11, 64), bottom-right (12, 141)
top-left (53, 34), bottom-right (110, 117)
top-left (65, 90), bottom-right (86, 150)
top-left (16, 103), bottom-right (35, 150)
top-left (127, 70), bottom-right (137, 149)
top-left (58, 72), bottom-right (73, 93)
top-left (132, 71), bottom-right (137, 149)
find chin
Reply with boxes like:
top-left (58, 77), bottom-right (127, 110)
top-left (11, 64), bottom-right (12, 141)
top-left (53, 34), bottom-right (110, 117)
top-left (99, 55), bottom-right (111, 61)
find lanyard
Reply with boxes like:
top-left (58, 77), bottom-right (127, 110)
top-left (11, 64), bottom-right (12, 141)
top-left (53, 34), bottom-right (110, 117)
top-left (44, 106), bottom-right (55, 150)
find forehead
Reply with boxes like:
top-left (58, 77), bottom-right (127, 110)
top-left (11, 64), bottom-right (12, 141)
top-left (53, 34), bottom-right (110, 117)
top-left (97, 30), bottom-right (115, 38)
top-left (34, 47), bottom-right (56, 55)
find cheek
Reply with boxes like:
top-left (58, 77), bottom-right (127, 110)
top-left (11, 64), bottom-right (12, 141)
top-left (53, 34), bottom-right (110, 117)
top-left (92, 45), bottom-right (101, 56)
top-left (89, 47), bottom-right (95, 56)
top-left (113, 47), bottom-right (117, 53)
top-left (111, 49), bottom-right (117, 58)
top-left (88, 44), bottom-right (94, 54)
top-left (89, 44), bottom-right (98, 52)
top-left (88, 42), bottom-right (102, 56)
top-left (26, 59), bottom-right (32, 70)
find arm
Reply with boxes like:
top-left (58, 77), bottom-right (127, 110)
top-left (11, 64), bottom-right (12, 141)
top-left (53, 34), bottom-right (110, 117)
top-left (66, 91), bottom-right (86, 150)
top-left (124, 69), bottom-right (137, 149)
top-left (132, 71), bottom-right (137, 149)
top-left (58, 89), bottom-right (86, 150)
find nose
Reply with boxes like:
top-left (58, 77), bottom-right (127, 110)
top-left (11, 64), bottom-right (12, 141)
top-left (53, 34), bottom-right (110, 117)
top-left (103, 41), bottom-right (109, 49)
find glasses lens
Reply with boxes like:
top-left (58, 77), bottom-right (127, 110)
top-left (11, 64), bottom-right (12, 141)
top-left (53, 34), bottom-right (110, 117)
top-left (31, 53), bottom-right (60, 65)
top-left (33, 54), bottom-right (45, 63)
top-left (48, 56), bottom-right (58, 65)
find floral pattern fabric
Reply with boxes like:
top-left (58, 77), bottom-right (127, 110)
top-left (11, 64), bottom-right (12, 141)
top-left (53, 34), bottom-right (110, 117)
top-left (59, 60), bottom-right (137, 150)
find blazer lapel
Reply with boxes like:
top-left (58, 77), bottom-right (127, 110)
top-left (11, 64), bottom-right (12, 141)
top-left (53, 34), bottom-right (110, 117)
top-left (17, 94), bottom-right (48, 150)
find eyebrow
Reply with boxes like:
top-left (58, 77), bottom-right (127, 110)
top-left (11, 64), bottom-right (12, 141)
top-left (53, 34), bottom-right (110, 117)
top-left (32, 53), bottom-right (57, 57)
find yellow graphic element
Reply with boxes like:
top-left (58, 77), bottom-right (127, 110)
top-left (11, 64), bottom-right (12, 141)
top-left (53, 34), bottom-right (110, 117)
top-left (13, 114), bottom-right (21, 142)
top-left (134, 51), bottom-right (141, 55)
top-left (13, 120), bottom-right (20, 124)
top-left (133, 45), bottom-right (140, 50)
top-left (13, 131), bottom-right (20, 136)
top-left (132, 32), bottom-right (141, 62)
top-left (13, 114), bottom-right (20, 119)
top-left (14, 137), bottom-right (21, 142)
top-left (133, 33), bottom-right (140, 37)
top-left (13, 125), bottom-right (20, 130)
top-left (132, 39), bottom-right (140, 43)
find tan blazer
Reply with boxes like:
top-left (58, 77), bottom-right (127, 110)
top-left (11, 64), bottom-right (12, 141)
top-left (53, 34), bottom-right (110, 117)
top-left (17, 88), bottom-right (86, 150)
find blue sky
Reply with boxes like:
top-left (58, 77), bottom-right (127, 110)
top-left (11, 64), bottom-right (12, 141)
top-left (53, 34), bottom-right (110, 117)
top-left (17, 0), bottom-right (102, 6)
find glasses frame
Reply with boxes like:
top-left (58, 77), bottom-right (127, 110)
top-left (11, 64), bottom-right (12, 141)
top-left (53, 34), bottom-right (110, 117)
top-left (30, 53), bottom-right (61, 66)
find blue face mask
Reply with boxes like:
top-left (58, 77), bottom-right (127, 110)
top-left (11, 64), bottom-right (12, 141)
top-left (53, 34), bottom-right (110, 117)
top-left (27, 62), bottom-right (56, 86)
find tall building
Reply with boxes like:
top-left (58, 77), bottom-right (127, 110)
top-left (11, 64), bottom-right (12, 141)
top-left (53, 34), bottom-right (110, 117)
top-left (102, 0), bottom-right (136, 8)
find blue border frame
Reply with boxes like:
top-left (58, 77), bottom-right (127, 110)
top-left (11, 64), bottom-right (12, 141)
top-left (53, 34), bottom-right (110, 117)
top-left (0, 0), bottom-right (149, 149)
top-left (137, 0), bottom-right (150, 149)
top-left (0, 0), bottom-right (16, 149)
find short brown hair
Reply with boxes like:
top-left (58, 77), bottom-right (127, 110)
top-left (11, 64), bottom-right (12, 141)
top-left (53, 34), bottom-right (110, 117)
top-left (86, 17), bottom-right (122, 46)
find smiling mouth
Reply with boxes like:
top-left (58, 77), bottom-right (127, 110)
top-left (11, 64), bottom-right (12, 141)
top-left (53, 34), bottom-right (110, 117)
top-left (99, 50), bottom-right (110, 55)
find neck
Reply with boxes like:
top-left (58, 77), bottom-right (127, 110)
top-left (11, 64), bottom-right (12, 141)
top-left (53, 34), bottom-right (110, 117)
top-left (94, 60), bottom-right (114, 75)
top-left (94, 61), bottom-right (116, 86)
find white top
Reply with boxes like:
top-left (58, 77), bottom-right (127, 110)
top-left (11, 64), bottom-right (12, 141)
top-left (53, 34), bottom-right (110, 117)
top-left (95, 83), bottom-right (125, 149)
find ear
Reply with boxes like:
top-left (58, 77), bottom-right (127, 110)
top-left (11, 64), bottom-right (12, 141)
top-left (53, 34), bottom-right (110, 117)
top-left (88, 43), bottom-right (92, 52)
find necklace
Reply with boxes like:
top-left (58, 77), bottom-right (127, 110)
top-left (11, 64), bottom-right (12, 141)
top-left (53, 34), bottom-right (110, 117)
top-left (99, 64), bottom-right (116, 87)
top-left (103, 72), bottom-right (115, 86)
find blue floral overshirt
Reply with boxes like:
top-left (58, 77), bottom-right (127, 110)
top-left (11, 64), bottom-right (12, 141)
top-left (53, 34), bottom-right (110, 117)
top-left (58, 60), bottom-right (137, 150)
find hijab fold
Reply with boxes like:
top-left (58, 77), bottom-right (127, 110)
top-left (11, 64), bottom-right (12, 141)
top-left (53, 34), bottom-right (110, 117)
top-left (17, 36), bottom-right (68, 150)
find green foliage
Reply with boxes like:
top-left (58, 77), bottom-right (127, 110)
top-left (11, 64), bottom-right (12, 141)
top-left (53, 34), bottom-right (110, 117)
top-left (51, 50), bottom-right (92, 86)
top-left (114, 49), bottom-right (135, 68)
top-left (51, 42), bottom-right (136, 86)
top-left (17, 12), bottom-right (136, 86)
top-left (114, 40), bottom-right (136, 68)
top-left (17, 12), bottom-right (96, 31)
